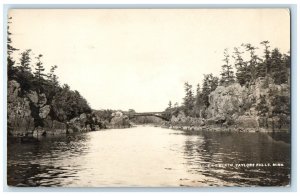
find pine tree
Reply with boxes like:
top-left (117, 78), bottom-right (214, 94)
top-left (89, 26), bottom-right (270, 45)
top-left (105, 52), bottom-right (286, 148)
top-left (256, 95), bottom-right (269, 117)
top-left (196, 83), bottom-right (201, 95)
top-left (7, 17), bottom-right (18, 79)
top-left (201, 74), bottom-right (219, 108)
top-left (47, 65), bottom-right (59, 86)
top-left (243, 43), bottom-right (261, 84)
top-left (207, 74), bottom-right (219, 92)
top-left (233, 47), bottom-right (247, 86)
top-left (270, 48), bottom-right (284, 84)
top-left (168, 101), bottom-right (172, 109)
top-left (34, 54), bottom-right (47, 82)
top-left (19, 49), bottom-right (32, 73)
top-left (7, 17), bottom-right (18, 56)
top-left (183, 82), bottom-right (195, 116)
top-left (220, 49), bottom-right (235, 86)
top-left (282, 51), bottom-right (291, 85)
top-left (257, 40), bottom-right (271, 78)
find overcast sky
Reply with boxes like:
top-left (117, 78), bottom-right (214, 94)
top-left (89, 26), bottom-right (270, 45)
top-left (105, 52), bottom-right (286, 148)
top-left (9, 9), bottom-right (290, 112)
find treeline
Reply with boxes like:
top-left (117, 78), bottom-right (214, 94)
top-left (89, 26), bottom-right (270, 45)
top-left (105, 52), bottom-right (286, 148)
top-left (7, 18), bottom-right (92, 125)
top-left (163, 41), bottom-right (290, 120)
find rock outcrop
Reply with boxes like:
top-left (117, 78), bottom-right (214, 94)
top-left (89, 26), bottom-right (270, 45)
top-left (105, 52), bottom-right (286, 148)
top-left (109, 111), bottom-right (131, 128)
top-left (7, 80), bottom-right (34, 136)
top-left (8, 80), bottom-right (70, 137)
top-left (166, 77), bottom-right (290, 132)
top-left (170, 111), bottom-right (205, 126)
top-left (205, 77), bottom-right (290, 131)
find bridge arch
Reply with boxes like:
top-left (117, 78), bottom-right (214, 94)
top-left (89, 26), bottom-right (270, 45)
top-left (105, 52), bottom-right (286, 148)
top-left (127, 112), bottom-right (169, 121)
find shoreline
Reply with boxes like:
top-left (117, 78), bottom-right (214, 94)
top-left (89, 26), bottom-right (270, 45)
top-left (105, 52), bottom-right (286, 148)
top-left (161, 124), bottom-right (290, 133)
top-left (8, 123), bottom-right (290, 144)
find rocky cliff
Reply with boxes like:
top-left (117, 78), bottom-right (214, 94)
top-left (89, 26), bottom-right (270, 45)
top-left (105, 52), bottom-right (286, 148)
top-left (206, 77), bottom-right (290, 131)
top-left (168, 77), bottom-right (290, 131)
top-left (8, 80), bottom-right (67, 137)
top-left (108, 111), bottom-right (131, 128)
top-left (8, 80), bottom-right (132, 138)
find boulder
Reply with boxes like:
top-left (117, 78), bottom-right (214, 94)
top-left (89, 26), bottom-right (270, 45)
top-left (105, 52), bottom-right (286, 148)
top-left (38, 93), bottom-right (47, 107)
top-left (206, 83), bottom-right (249, 120)
top-left (7, 80), bottom-right (20, 100)
top-left (110, 112), bottom-right (130, 128)
top-left (235, 116), bottom-right (259, 128)
top-left (39, 105), bottom-right (51, 119)
top-left (27, 90), bottom-right (39, 105)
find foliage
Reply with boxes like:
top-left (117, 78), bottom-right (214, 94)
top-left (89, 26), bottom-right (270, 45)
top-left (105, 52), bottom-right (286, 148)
top-left (183, 82), bottom-right (195, 116)
top-left (255, 95), bottom-right (269, 116)
top-left (7, 18), bottom-right (92, 126)
top-left (164, 41), bottom-right (290, 120)
top-left (93, 109), bottom-right (114, 122)
top-left (220, 49), bottom-right (235, 86)
top-left (271, 95), bottom-right (290, 115)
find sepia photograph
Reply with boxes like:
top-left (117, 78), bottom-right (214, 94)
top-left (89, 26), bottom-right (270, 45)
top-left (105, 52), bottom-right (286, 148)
top-left (6, 8), bottom-right (291, 187)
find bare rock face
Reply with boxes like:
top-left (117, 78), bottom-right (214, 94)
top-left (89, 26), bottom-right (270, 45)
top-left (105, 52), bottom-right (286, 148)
top-left (206, 83), bottom-right (249, 120)
top-left (112, 111), bottom-right (123, 118)
top-left (39, 105), bottom-right (51, 119)
top-left (38, 93), bottom-right (47, 107)
top-left (170, 111), bottom-right (186, 125)
top-left (235, 116), bottom-right (259, 128)
top-left (27, 90), bottom-right (39, 105)
top-left (170, 111), bottom-right (205, 126)
top-left (7, 80), bottom-right (34, 136)
top-left (80, 113), bottom-right (87, 121)
top-left (69, 116), bottom-right (85, 132)
top-left (206, 78), bottom-right (290, 130)
top-left (8, 80), bottom-right (20, 99)
top-left (110, 111), bottom-right (130, 128)
top-left (27, 91), bottom-right (47, 107)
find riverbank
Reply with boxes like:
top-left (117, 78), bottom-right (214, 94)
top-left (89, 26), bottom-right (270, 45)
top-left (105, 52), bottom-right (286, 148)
top-left (161, 124), bottom-right (290, 133)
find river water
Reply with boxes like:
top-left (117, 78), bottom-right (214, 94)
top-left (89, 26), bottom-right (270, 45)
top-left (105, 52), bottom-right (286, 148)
top-left (7, 126), bottom-right (290, 187)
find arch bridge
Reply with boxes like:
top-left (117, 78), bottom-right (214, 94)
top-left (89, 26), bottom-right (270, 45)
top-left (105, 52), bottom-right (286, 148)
top-left (126, 112), bottom-right (168, 121)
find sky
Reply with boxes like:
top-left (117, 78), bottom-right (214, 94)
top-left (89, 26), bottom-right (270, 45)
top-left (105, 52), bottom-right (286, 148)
top-left (9, 9), bottom-right (290, 112)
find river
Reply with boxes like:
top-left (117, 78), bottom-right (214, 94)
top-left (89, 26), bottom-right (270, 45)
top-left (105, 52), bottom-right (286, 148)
top-left (7, 126), bottom-right (290, 187)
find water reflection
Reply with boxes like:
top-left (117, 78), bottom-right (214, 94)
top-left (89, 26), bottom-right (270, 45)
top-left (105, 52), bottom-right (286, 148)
top-left (180, 131), bottom-right (290, 186)
top-left (8, 134), bottom-right (90, 187)
top-left (7, 127), bottom-right (290, 187)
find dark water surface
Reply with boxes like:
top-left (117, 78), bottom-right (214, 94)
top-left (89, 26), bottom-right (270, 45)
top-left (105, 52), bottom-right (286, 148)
top-left (7, 126), bottom-right (290, 187)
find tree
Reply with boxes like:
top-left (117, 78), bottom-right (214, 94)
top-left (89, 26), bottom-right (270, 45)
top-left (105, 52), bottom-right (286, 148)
top-left (220, 49), bottom-right (235, 86)
top-left (270, 48), bottom-right (283, 84)
top-left (196, 83), bottom-right (201, 95)
top-left (256, 95), bottom-right (269, 117)
top-left (168, 101), bottom-right (172, 109)
top-left (7, 17), bottom-right (18, 55)
top-left (207, 74), bottom-right (219, 92)
top-left (47, 65), bottom-right (59, 86)
top-left (183, 82), bottom-right (195, 116)
top-left (34, 54), bottom-right (47, 82)
top-left (282, 51), bottom-right (291, 85)
top-left (7, 17), bottom-right (18, 79)
top-left (200, 74), bottom-right (219, 109)
top-left (19, 49), bottom-right (32, 73)
top-left (243, 43), bottom-right (261, 84)
top-left (257, 40), bottom-right (271, 78)
top-left (194, 83), bottom-right (202, 115)
top-left (51, 84), bottom-right (91, 123)
top-left (233, 47), bottom-right (247, 86)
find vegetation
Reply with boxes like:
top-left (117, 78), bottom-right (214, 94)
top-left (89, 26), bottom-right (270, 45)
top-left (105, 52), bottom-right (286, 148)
top-left (7, 18), bottom-right (92, 128)
top-left (163, 41), bottom-right (290, 121)
top-left (7, 16), bottom-right (290, 131)
top-left (220, 49), bottom-right (235, 86)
